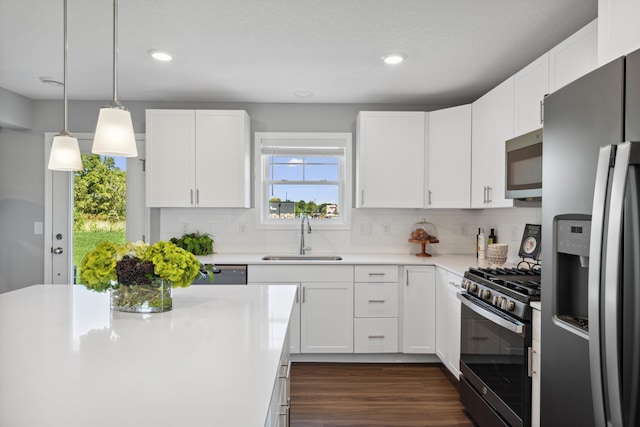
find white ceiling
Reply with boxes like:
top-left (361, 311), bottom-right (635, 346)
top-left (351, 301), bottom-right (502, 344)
top-left (0, 0), bottom-right (597, 105)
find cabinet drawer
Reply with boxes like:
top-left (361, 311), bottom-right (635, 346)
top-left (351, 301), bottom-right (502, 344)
top-left (354, 318), bottom-right (399, 353)
top-left (447, 271), bottom-right (463, 288)
top-left (354, 282), bottom-right (398, 317)
top-left (354, 265), bottom-right (398, 282)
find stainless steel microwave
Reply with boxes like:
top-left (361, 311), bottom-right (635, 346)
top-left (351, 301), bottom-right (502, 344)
top-left (505, 128), bottom-right (542, 200)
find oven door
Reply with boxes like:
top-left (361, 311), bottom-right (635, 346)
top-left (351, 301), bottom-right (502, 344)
top-left (458, 291), bottom-right (531, 427)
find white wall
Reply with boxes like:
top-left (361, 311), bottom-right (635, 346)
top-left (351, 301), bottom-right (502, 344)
top-left (0, 98), bottom-right (454, 293)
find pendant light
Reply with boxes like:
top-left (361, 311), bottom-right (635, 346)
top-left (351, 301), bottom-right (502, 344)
top-left (92, 0), bottom-right (137, 157)
top-left (48, 0), bottom-right (83, 171)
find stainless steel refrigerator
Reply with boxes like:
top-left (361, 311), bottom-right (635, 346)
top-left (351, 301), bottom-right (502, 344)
top-left (542, 48), bottom-right (640, 427)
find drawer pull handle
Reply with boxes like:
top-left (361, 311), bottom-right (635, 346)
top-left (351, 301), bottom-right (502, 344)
top-left (472, 336), bottom-right (489, 340)
top-left (368, 335), bottom-right (385, 339)
top-left (368, 273), bottom-right (386, 276)
top-left (368, 299), bottom-right (385, 303)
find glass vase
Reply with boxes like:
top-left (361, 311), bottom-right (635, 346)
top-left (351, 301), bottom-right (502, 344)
top-left (110, 278), bottom-right (173, 313)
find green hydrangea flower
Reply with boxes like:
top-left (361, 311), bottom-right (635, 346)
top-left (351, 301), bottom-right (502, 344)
top-left (78, 240), bottom-right (201, 292)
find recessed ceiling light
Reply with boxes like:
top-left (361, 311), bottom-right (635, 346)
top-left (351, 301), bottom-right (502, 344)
top-left (294, 90), bottom-right (314, 98)
top-left (148, 50), bottom-right (173, 61)
top-left (39, 76), bottom-right (63, 87)
top-left (382, 53), bottom-right (407, 65)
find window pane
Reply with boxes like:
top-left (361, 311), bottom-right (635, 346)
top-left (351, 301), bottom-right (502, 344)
top-left (272, 163), bottom-right (302, 180)
top-left (268, 183), bottom-right (340, 219)
top-left (305, 164), bottom-right (338, 181)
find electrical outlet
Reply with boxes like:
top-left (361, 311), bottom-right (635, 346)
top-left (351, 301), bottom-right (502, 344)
top-left (383, 223), bottom-right (391, 234)
top-left (237, 223), bottom-right (246, 233)
top-left (511, 226), bottom-right (518, 241)
top-left (459, 223), bottom-right (468, 236)
top-left (34, 221), bottom-right (43, 235)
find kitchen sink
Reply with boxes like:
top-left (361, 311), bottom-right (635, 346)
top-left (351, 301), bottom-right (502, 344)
top-left (261, 255), bottom-right (343, 261)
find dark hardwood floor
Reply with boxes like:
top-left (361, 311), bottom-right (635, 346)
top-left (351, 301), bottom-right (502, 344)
top-left (290, 363), bottom-right (476, 427)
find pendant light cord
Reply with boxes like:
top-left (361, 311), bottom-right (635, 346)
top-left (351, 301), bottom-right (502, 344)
top-left (62, 0), bottom-right (70, 135)
top-left (112, 0), bottom-right (119, 106)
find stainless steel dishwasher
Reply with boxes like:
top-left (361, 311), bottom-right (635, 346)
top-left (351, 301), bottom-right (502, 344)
top-left (191, 264), bottom-right (247, 285)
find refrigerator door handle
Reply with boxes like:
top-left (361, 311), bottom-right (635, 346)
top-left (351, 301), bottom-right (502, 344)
top-left (588, 144), bottom-right (615, 427)
top-left (604, 141), bottom-right (632, 427)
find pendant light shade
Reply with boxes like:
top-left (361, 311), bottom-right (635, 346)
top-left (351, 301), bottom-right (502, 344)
top-left (49, 133), bottom-right (83, 171)
top-left (92, 0), bottom-right (138, 157)
top-left (93, 106), bottom-right (136, 156)
top-left (48, 0), bottom-right (82, 171)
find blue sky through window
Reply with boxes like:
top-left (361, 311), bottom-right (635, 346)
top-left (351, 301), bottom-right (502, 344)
top-left (269, 156), bottom-right (338, 204)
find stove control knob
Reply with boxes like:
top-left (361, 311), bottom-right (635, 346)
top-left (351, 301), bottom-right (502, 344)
top-left (461, 280), bottom-right (469, 291)
top-left (481, 289), bottom-right (491, 300)
top-left (469, 283), bottom-right (478, 293)
top-left (505, 300), bottom-right (516, 312)
top-left (499, 299), bottom-right (508, 310)
top-left (494, 296), bottom-right (504, 307)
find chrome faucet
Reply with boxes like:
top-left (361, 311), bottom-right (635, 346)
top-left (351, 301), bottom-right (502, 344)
top-left (300, 216), bottom-right (312, 255)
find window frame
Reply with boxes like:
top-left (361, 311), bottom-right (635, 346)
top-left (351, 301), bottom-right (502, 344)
top-left (254, 132), bottom-right (352, 230)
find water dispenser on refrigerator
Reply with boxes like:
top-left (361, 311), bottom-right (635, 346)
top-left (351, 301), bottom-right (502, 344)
top-left (553, 215), bottom-right (592, 339)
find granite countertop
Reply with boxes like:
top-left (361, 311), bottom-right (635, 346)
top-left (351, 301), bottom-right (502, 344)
top-left (0, 284), bottom-right (297, 427)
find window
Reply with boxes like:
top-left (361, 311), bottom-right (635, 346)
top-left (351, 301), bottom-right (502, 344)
top-left (255, 132), bottom-right (352, 228)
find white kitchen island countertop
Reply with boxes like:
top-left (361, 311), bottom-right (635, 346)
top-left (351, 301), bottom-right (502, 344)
top-left (0, 284), bottom-right (297, 427)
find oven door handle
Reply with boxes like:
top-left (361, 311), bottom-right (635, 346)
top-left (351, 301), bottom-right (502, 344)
top-left (457, 292), bottom-right (525, 335)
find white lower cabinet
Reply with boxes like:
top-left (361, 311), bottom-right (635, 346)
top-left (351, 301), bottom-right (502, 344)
top-left (532, 306), bottom-right (541, 427)
top-left (446, 273), bottom-right (461, 378)
top-left (354, 318), bottom-right (399, 353)
top-left (435, 268), bottom-right (462, 378)
top-left (402, 266), bottom-right (436, 353)
top-left (354, 265), bottom-right (399, 353)
top-left (301, 282), bottom-right (353, 353)
top-left (265, 333), bottom-right (291, 427)
top-left (249, 265), bottom-right (354, 354)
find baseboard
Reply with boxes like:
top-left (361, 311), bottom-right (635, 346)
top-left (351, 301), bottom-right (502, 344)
top-left (291, 353), bottom-right (441, 363)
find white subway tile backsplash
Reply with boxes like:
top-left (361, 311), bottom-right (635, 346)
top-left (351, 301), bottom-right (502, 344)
top-left (158, 206), bottom-right (541, 263)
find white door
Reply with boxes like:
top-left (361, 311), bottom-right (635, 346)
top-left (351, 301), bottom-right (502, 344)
top-left (44, 133), bottom-right (147, 284)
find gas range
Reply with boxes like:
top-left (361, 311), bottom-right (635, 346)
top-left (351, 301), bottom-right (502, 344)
top-left (462, 266), bottom-right (541, 321)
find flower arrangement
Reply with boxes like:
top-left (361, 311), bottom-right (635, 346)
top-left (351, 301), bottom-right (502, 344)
top-left (79, 240), bottom-right (205, 312)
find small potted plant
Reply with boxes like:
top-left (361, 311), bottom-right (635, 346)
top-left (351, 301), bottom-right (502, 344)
top-left (170, 231), bottom-right (214, 256)
top-left (79, 240), bottom-right (205, 313)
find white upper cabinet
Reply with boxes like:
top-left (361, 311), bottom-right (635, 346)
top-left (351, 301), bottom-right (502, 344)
top-left (514, 53), bottom-right (549, 135)
top-left (549, 19), bottom-right (598, 93)
top-left (598, 0), bottom-right (640, 65)
top-left (471, 78), bottom-right (515, 209)
top-left (146, 109), bottom-right (195, 207)
top-left (356, 111), bottom-right (426, 208)
top-left (426, 104), bottom-right (471, 208)
top-left (146, 109), bottom-right (251, 208)
top-left (194, 110), bottom-right (251, 208)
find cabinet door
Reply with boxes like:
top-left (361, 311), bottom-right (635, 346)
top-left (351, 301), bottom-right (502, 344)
top-left (402, 266), bottom-right (436, 354)
top-left (195, 110), bottom-right (250, 207)
top-left (514, 53), bottom-right (549, 135)
top-left (532, 308), bottom-right (541, 427)
top-left (300, 282), bottom-right (353, 353)
top-left (356, 111), bottom-right (426, 208)
top-left (471, 78), bottom-right (515, 208)
top-left (447, 278), bottom-right (461, 379)
top-left (145, 109), bottom-right (196, 207)
top-left (435, 268), bottom-right (448, 361)
top-left (427, 105), bottom-right (471, 208)
top-left (549, 20), bottom-right (598, 93)
top-left (598, 0), bottom-right (640, 65)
